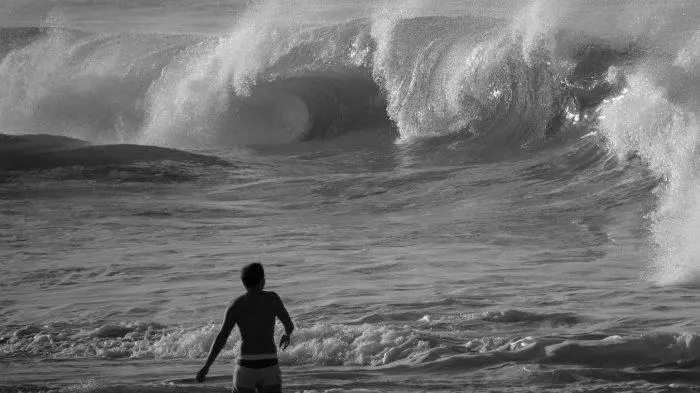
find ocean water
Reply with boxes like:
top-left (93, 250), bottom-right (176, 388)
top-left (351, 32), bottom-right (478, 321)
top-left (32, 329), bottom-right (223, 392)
top-left (3, 0), bottom-right (700, 392)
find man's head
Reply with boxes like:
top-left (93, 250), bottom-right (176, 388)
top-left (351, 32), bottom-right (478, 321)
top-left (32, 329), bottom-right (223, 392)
top-left (241, 263), bottom-right (265, 290)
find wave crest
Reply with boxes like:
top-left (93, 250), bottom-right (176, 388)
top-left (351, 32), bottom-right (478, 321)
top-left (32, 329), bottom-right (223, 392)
top-left (0, 8), bottom-right (630, 150)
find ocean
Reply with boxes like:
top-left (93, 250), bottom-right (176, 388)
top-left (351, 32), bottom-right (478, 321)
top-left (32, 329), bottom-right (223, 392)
top-left (2, 0), bottom-right (700, 392)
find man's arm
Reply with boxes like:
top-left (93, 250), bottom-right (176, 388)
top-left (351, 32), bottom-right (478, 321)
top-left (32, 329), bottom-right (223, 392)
top-left (196, 303), bottom-right (236, 382)
top-left (273, 293), bottom-right (294, 349)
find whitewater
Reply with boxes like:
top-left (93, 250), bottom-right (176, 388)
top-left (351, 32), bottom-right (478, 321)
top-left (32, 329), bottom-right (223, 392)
top-left (3, 0), bottom-right (700, 391)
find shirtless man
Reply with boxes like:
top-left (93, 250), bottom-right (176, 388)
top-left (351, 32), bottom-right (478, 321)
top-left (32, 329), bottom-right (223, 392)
top-left (196, 263), bottom-right (294, 392)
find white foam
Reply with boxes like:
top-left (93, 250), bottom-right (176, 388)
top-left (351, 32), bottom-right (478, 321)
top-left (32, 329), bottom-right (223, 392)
top-left (599, 66), bottom-right (700, 285)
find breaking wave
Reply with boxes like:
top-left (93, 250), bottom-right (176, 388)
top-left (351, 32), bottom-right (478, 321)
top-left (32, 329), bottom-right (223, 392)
top-left (3, 312), bottom-right (700, 370)
top-left (2, 0), bottom-right (700, 284)
top-left (4, 315), bottom-right (700, 392)
top-left (0, 3), bottom-right (629, 149)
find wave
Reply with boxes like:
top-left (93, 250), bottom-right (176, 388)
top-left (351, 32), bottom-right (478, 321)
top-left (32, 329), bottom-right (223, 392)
top-left (3, 313), bottom-right (700, 372)
top-left (589, 5), bottom-right (700, 284)
top-left (0, 383), bottom-right (382, 393)
top-left (0, 8), bottom-right (628, 149)
top-left (0, 27), bottom-right (197, 143)
top-left (2, 1), bottom-right (700, 282)
top-left (0, 134), bottom-right (233, 182)
top-left (0, 27), bottom-right (50, 59)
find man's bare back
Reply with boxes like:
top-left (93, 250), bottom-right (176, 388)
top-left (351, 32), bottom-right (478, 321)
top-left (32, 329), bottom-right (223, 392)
top-left (196, 263), bottom-right (294, 392)
top-left (232, 290), bottom-right (293, 356)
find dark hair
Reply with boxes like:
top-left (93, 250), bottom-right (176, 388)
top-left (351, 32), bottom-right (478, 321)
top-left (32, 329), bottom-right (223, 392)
top-left (241, 263), bottom-right (265, 288)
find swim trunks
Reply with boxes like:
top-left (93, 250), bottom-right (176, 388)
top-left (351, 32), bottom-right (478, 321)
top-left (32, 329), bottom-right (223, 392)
top-left (234, 355), bottom-right (282, 390)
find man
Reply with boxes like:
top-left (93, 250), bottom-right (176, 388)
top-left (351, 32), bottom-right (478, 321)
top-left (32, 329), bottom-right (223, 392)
top-left (196, 263), bottom-right (294, 393)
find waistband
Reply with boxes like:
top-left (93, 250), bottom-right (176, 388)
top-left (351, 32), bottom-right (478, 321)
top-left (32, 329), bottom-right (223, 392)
top-left (239, 353), bottom-right (277, 360)
top-left (237, 358), bottom-right (279, 369)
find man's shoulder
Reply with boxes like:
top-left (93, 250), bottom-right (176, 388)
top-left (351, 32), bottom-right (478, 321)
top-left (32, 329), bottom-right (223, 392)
top-left (229, 294), bottom-right (248, 308)
top-left (263, 291), bottom-right (282, 301)
top-left (230, 291), bottom-right (278, 306)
